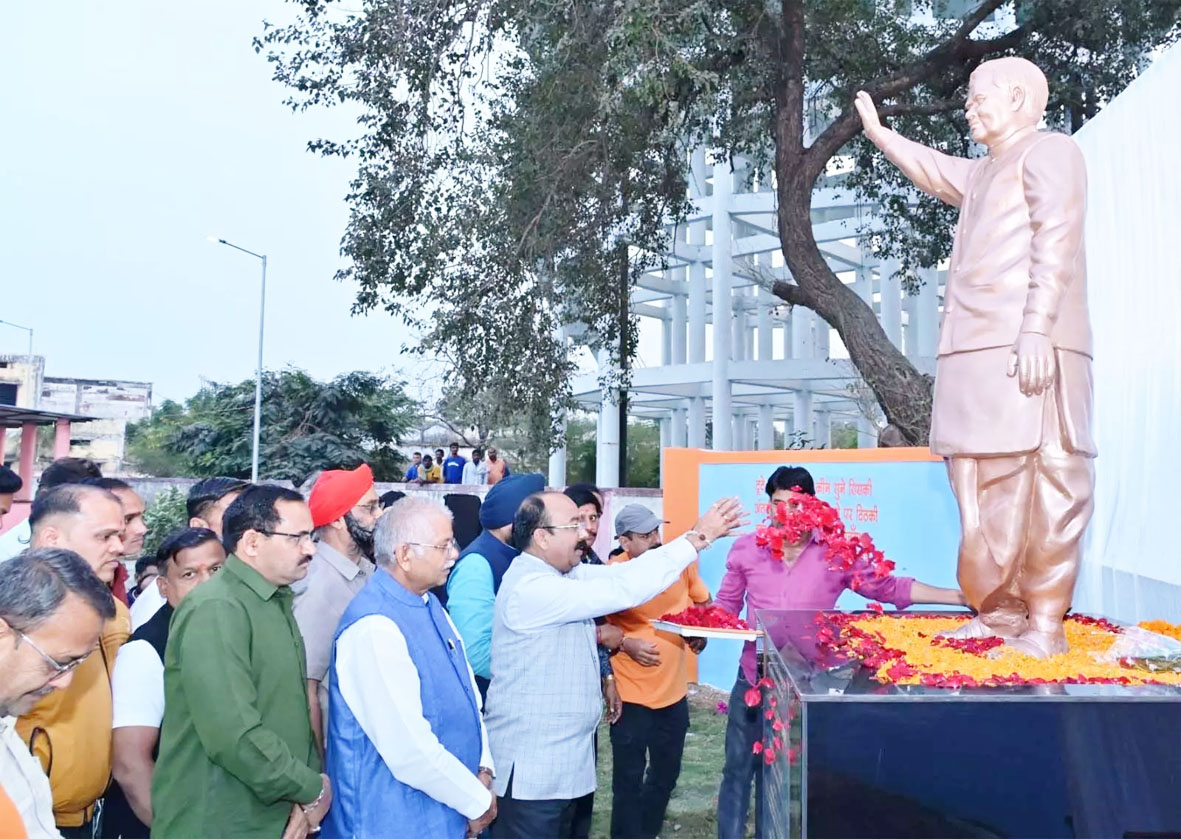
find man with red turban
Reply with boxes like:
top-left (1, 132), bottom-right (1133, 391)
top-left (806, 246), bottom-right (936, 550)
top-left (294, 463), bottom-right (383, 750)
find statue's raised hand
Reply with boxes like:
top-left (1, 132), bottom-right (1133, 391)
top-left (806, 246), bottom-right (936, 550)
top-left (855, 91), bottom-right (888, 147)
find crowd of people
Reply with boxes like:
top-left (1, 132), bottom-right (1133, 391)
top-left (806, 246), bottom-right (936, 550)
top-left (404, 445), bottom-right (510, 487)
top-left (0, 456), bottom-right (963, 839)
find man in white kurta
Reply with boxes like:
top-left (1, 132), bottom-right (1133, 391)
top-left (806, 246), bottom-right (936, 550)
top-left (484, 492), bottom-right (744, 838)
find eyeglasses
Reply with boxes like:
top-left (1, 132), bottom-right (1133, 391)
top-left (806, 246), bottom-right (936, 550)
top-left (408, 540), bottom-right (459, 553)
top-left (542, 523), bottom-right (584, 532)
top-left (352, 501), bottom-right (383, 517)
top-left (258, 530), bottom-right (315, 546)
top-left (17, 630), bottom-right (90, 677)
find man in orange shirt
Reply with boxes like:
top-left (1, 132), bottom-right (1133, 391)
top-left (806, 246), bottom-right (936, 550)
top-left (485, 447), bottom-right (508, 485)
top-left (605, 505), bottom-right (709, 839)
top-left (16, 484), bottom-right (131, 836)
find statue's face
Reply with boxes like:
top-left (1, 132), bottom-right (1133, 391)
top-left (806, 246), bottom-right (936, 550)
top-left (964, 73), bottom-right (1023, 147)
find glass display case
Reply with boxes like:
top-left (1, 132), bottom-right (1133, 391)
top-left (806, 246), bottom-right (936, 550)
top-left (756, 610), bottom-right (1181, 838)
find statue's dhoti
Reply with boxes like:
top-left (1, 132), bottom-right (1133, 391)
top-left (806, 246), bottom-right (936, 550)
top-left (937, 348), bottom-right (1096, 651)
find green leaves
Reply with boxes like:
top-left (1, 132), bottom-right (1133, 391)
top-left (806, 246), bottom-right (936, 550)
top-left (125, 368), bottom-right (417, 483)
top-left (258, 0), bottom-right (1179, 447)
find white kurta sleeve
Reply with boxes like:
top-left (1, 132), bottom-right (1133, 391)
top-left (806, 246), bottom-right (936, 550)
top-left (503, 538), bottom-right (699, 631)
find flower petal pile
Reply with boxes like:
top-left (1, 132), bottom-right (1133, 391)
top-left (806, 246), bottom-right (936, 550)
top-left (754, 492), bottom-right (894, 593)
top-left (813, 611), bottom-right (1181, 688)
top-left (659, 604), bottom-right (751, 631)
top-left (1139, 620), bottom-right (1181, 643)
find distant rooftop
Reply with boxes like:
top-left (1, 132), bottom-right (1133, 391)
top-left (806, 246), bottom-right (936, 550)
top-left (0, 405), bottom-right (97, 429)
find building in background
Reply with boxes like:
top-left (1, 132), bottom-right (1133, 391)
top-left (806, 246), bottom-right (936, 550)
top-left (0, 354), bottom-right (45, 410)
top-left (0, 354), bottom-right (153, 474)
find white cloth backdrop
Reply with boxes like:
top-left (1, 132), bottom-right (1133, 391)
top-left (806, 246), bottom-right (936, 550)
top-left (1073, 43), bottom-right (1181, 623)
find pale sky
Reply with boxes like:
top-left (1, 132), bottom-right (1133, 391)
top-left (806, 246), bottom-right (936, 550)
top-left (0, 1), bottom-right (666, 413)
top-left (0, 1), bottom-right (437, 405)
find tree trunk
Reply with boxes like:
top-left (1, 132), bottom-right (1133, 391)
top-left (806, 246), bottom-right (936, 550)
top-left (772, 166), bottom-right (934, 445)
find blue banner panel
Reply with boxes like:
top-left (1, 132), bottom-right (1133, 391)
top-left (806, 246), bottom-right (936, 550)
top-left (692, 458), bottom-right (961, 689)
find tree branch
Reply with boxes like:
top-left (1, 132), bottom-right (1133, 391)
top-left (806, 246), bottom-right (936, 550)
top-left (878, 96), bottom-right (965, 119)
top-left (738, 256), bottom-right (814, 309)
top-left (805, 2), bottom-right (1029, 175)
top-left (421, 412), bottom-right (483, 448)
top-left (771, 280), bottom-right (809, 307)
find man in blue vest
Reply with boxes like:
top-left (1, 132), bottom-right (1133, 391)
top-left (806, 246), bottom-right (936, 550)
top-left (445, 472), bottom-right (546, 698)
top-left (325, 496), bottom-right (496, 839)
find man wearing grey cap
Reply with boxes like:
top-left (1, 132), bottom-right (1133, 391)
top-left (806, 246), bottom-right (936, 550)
top-left (485, 493), bottom-right (744, 839)
top-left (606, 504), bottom-right (712, 839)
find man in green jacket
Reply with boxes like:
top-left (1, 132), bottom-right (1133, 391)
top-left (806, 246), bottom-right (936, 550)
top-left (151, 485), bottom-right (332, 838)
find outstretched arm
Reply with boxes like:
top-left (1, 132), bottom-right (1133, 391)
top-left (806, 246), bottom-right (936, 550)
top-left (854, 91), bottom-right (974, 207)
top-left (910, 581), bottom-right (967, 606)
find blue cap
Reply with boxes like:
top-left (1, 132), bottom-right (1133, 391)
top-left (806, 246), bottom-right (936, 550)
top-left (479, 472), bottom-right (547, 529)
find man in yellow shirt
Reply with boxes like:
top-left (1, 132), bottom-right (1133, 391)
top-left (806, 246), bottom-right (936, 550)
top-left (605, 505), bottom-right (710, 839)
top-left (415, 454), bottom-right (443, 484)
top-left (17, 484), bottom-right (131, 836)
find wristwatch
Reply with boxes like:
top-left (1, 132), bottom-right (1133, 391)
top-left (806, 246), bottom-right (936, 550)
top-left (684, 529), bottom-right (711, 550)
top-left (478, 765), bottom-right (495, 780)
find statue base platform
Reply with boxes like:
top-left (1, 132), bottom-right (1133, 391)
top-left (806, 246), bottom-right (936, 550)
top-left (757, 610), bottom-right (1181, 838)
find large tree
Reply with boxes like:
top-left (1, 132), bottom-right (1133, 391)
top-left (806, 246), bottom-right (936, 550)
top-left (258, 0), bottom-right (1178, 445)
top-left (125, 369), bottom-right (417, 482)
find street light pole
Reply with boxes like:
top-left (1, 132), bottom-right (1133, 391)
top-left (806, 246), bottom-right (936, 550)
top-left (0, 319), bottom-right (35, 408)
top-left (208, 238), bottom-right (267, 483)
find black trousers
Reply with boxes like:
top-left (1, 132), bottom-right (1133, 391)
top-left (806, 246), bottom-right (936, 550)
top-left (491, 771), bottom-right (592, 839)
top-left (609, 698), bottom-right (690, 839)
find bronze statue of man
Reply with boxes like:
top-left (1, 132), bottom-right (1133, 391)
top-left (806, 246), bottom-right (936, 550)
top-left (856, 57), bottom-right (1095, 657)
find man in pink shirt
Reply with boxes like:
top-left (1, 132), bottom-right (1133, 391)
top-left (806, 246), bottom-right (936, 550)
top-left (714, 466), bottom-right (963, 839)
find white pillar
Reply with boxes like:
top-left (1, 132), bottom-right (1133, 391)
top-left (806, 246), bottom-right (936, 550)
top-left (671, 406), bottom-right (687, 448)
top-left (730, 289), bottom-right (746, 362)
top-left (855, 243), bottom-right (874, 305)
top-left (791, 306), bottom-right (813, 360)
top-left (782, 316), bottom-right (792, 359)
top-left (758, 404), bottom-right (774, 449)
top-left (880, 259), bottom-right (902, 349)
top-left (661, 310), bottom-right (672, 366)
top-left (915, 267), bottom-right (939, 358)
top-left (711, 159), bottom-right (733, 450)
top-left (549, 410), bottom-right (567, 486)
top-left (688, 149), bottom-right (707, 365)
top-left (671, 291), bottom-right (687, 364)
top-left (813, 410), bottom-right (832, 448)
top-left (688, 397), bottom-right (706, 447)
top-left (792, 390), bottom-right (813, 441)
top-left (815, 318), bottom-right (830, 359)
top-left (857, 415), bottom-right (877, 449)
top-left (757, 292), bottom-right (774, 361)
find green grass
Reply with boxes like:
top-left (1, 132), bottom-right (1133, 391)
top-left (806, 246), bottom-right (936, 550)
top-left (591, 685), bottom-right (740, 839)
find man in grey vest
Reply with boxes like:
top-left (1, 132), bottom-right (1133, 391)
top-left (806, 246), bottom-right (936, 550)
top-left (484, 492), bottom-right (745, 838)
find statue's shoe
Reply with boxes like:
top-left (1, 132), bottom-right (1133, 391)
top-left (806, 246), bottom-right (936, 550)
top-left (1005, 628), bottom-right (1068, 659)
top-left (940, 614), bottom-right (1023, 641)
